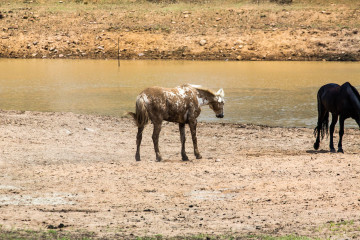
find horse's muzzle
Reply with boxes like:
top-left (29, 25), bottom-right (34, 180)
top-left (216, 114), bottom-right (224, 118)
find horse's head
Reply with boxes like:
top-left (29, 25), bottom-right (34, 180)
top-left (209, 88), bottom-right (225, 118)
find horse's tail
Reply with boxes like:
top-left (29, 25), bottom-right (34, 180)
top-left (128, 96), bottom-right (149, 128)
top-left (313, 90), bottom-right (329, 140)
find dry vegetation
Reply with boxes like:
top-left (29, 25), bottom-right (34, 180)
top-left (0, 0), bottom-right (360, 60)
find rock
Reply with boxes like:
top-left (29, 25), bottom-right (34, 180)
top-left (184, 14), bottom-right (189, 18)
top-left (64, 129), bottom-right (72, 135)
top-left (49, 47), bottom-right (56, 52)
top-left (138, 53), bottom-right (144, 57)
top-left (236, 55), bottom-right (242, 61)
top-left (59, 54), bottom-right (64, 58)
top-left (215, 17), bottom-right (221, 21)
top-left (199, 39), bottom-right (207, 46)
top-left (215, 159), bottom-right (221, 162)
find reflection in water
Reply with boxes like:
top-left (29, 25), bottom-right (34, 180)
top-left (0, 59), bottom-right (360, 127)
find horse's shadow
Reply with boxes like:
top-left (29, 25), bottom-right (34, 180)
top-left (306, 149), bottom-right (330, 154)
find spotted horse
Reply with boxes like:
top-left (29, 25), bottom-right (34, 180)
top-left (128, 84), bottom-right (225, 162)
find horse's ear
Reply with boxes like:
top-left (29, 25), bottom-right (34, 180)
top-left (216, 88), bottom-right (225, 98)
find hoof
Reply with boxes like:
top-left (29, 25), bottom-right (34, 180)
top-left (313, 142), bottom-right (319, 150)
top-left (337, 148), bottom-right (344, 153)
top-left (135, 155), bottom-right (141, 161)
top-left (330, 148), bottom-right (336, 153)
top-left (156, 156), bottom-right (163, 162)
top-left (182, 155), bottom-right (189, 161)
top-left (196, 154), bottom-right (202, 159)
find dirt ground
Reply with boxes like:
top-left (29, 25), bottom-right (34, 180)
top-left (1, 0), bottom-right (360, 61)
top-left (0, 110), bottom-right (360, 239)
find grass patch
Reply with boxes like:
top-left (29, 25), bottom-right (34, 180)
top-left (0, 228), bottom-right (95, 240)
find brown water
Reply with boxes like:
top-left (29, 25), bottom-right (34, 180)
top-left (1, 59), bottom-right (360, 127)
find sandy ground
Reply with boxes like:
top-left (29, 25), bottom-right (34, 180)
top-left (0, 110), bottom-right (360, 239)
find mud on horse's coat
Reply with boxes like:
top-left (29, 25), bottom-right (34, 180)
top-left (128, 84), bottom-right (225, 161)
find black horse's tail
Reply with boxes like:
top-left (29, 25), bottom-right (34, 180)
top-left (313, 90), bottom-right (329, 140)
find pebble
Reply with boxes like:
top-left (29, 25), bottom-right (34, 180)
top-left (199, 39), bottom-right (207, 46)
top-left (84, 127), bottom-right (95, 132)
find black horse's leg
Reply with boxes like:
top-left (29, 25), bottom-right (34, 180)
top-left (152, 122), bottom-right (163, 162)
top-left (135, 126), bottom-right (144, 161)
top-left (329, 113), bottom-right (338, 152)
top-left (179, 123), bottom-right (189, 161)
top-left (189, 120), bottom-right (202, 159)
top-left (314, 108), bottom-right (327, 150)
top-left (337, 116), bottom-right (345, 153)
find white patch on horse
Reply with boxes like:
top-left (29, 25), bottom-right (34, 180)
top-left (176, 87), bottom-right (187, 98)
top-left (140, 94), bottom-right (149, 104)
top-left (189, 84), bottom-right (202, 88)
top-left (197, 96), bottom-right (208, 107)
top-left (217, 96), bottom-right (224, 103)
top-left (165, 91), bottom-right (177, 98)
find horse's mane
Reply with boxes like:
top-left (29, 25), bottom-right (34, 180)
top-left (349, 83), bottom-right (360, 100)
top-left (184, 84), bottom-right (216, 98)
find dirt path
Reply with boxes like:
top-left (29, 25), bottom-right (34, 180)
top-left (0, 110), bottom-right (360, 239)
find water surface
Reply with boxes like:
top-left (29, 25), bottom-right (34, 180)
top-left (1, 59), bottom-right (360, 127)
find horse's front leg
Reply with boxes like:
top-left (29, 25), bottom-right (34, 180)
top-left (329, 113), bottom-right (338, 152)
top-left (135, 126), bottom-right (144, 161)
top-left (152, 122), bottom-right (163, 162)
top-left (179, 123), bottom-right (189, 161)
top-left (189, 120), bottom-right (202, 159)
top-left (337, 116), bottom-right (345, 153)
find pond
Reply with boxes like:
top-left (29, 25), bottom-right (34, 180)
top-left (1, 59), bottom-right (360, 127)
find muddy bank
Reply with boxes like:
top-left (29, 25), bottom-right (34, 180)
top-left (0, 1), bottom-right (360, 61)
top-left (0, 110), bottom-right (360, 239)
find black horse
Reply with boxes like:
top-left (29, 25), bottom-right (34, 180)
top-left (314, 82), bottom-right (360, 153)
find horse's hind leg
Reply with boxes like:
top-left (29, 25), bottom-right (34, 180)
top-left (152, 122), bottom-right (163, 162)
top-left (329, 113), bottom-right (338, 152)
top-left (337, 116), bottom-right (345, 153)
top-left (179, 123), bottom-right (189, 161)
top-left (135, 126), bottom-right (144, 161)
top-left (189, 120), bottom-right (202, 159)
